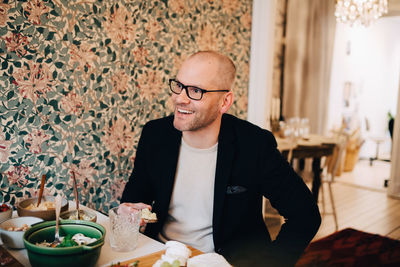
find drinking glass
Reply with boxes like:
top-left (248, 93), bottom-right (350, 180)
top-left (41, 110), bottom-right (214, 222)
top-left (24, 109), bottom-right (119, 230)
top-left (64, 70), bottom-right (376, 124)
top-left (109, 206), bottom-right (141, 252)
top-left (287, 117), bottom-right (301, 140)
top-left (300, 118), bottom-right (310, 138)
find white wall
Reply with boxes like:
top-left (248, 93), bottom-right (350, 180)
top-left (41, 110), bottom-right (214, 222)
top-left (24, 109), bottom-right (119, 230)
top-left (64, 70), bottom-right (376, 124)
top-left (327, 17), bottom-right (400, 158)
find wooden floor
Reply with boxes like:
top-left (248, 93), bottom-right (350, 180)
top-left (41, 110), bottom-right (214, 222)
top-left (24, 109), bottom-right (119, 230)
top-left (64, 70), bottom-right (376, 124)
top-left (265, 159), bottom-right (400, 241)
top-left (315, 181), bottom-right (400, 241)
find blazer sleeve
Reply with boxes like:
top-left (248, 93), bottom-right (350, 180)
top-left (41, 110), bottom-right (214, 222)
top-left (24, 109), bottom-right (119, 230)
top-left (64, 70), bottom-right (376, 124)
top-left (121, 123), bottom-right (154, 205)
top-left (258, 131), bottom-right (321, 265)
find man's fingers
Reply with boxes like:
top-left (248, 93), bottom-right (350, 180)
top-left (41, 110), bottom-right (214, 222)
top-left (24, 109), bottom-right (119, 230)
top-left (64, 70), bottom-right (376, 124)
top-left (140, 218), bottom-right (147, 227)
top-left (120, 202), bottom-right (152, 210)
top-left (118, 202), bottom-right (153, 216)
top-left (132, 202), bottom-right (152, 210)
top-left (117, 204), bottom-right (135, 215)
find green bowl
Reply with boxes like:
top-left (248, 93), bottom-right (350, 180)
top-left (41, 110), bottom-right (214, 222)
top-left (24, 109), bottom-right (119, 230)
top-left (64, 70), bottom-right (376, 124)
top-left (23, 220), bottom-right (105, 267)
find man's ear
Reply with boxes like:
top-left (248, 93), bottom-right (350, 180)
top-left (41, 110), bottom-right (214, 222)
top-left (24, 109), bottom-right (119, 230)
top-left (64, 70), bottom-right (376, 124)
top-left (221, 91), bottom-right (234, 114)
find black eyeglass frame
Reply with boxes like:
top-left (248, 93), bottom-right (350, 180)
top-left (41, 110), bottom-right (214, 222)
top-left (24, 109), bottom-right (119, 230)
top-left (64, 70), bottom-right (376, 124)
top-left (169, 79), bottom-right (230, 100)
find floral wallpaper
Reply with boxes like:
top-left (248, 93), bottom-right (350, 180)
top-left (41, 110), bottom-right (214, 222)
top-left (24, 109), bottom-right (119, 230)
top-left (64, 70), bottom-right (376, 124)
top-left (0, 0), bottom-right (252, 212)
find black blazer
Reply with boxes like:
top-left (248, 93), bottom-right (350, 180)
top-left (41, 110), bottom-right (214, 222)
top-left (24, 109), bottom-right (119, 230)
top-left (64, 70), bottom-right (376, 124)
top-left (121, 114), bottom-right (321, 267)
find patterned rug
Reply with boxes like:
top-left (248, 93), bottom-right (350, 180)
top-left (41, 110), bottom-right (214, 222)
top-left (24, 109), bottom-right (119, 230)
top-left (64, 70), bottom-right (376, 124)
top-left (296, 228), bottom-right (400, 267)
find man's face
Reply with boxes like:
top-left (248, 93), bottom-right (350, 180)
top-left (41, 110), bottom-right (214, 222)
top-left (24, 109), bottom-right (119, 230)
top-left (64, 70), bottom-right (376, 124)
top-left (172, 57), bottom-right (226, 133)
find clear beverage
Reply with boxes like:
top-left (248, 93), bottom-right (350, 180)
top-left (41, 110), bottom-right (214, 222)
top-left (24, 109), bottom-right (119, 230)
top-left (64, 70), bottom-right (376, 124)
top-left (109, 206), bottom-right (141, 252)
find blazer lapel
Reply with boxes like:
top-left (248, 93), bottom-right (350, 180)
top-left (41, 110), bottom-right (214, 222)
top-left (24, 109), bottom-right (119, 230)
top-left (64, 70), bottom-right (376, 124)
top-left (158, 120), bottom-right (182, 223)
top-left (213, 115), bottom-right (235, 241)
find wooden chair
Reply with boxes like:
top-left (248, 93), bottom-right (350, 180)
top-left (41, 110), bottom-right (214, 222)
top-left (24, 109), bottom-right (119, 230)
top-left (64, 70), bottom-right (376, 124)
top-left (320, 132), bottom-right (348, 231)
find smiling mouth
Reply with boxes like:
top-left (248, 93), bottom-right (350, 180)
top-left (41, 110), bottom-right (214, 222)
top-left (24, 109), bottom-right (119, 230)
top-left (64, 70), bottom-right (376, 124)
top-left (177, 108), bottom-right (194, 115)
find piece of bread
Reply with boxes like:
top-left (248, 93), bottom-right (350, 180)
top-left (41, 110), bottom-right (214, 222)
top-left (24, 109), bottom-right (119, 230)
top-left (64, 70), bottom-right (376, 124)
top-left (141, 208), bottom-right (157, 222)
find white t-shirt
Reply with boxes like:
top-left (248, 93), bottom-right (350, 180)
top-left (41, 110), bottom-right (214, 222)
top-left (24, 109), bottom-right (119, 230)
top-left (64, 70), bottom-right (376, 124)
top-left (160, 138), bottom-right (218, 252)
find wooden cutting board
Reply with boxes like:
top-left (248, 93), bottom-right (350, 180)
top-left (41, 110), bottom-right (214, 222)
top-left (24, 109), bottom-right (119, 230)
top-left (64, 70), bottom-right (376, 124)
top-left (0, 245), bottom-right (24, 267)
top-left (109, 246), bottom-right (203, 267)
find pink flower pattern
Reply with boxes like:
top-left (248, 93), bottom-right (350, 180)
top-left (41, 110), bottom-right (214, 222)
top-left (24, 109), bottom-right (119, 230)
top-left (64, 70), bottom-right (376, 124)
top-left (23, 0), bottom-right (49, 25)
top-left (168, 0), bottom-right (186, 14)
top-left (145, 19), bottom-right (163, 41)
top-left (132, 46), bottom-right (149, 66)
top-left (104, 4), bottom-right (136, 43)
top-left (13, 62), bottom-right (53, 102)
top-left (137, 69), bottom-right (162, 100)
top-left (69, 44), bottom-right (97, 72)
top-left (5, 33), bottom-right (30, 57)
top-left (222, 0), bottom-right (239, 15)
top-left (0, 133), bottom-right (12, 163)
top-left (7, 165), bottom-right (30, 188)
top-left (60, 91), bottom-right (83, 115)
top-left (24, 129), bottom-right (49, 154)
top-left (111, 71), bottom-right (130, 94)
top-left (240, 11), bottom-right (252, 29)
top-left (102, 117), bottom-right (135, 155)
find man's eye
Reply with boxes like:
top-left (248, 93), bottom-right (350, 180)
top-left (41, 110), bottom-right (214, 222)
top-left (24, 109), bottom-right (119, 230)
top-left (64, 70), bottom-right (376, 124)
top-left (177, 83), bottom-right (184, 89)
top-left (190, 87), bottom-right (201, 94)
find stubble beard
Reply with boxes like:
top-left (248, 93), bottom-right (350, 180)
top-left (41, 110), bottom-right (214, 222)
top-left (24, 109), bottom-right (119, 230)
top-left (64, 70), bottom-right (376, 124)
top-left (173, 105), bottom-right (220, 132)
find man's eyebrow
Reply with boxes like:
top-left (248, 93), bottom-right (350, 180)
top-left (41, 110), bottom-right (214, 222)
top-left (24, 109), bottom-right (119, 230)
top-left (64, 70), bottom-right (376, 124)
top-left (176, 80), bottom-right (201, 88)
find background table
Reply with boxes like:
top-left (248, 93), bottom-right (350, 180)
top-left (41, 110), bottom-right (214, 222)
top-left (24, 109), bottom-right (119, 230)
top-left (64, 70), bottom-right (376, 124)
top-left (277, 136), bottom-right (336, 201)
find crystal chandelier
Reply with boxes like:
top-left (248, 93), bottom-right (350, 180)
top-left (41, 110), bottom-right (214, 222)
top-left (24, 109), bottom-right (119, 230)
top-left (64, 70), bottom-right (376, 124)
top-left (335, 0), bottom-right (388, 27)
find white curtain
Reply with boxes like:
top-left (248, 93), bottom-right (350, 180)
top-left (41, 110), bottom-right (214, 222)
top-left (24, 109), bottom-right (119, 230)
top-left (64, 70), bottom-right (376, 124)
top-left (389, 81), bottom-right (400, 198)
top-left (282, 0), bottom-right (336, 134)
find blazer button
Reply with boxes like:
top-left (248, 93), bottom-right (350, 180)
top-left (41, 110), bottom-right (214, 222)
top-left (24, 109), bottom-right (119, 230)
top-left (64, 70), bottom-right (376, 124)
top-left (216, 248), bottom-right (222, 253)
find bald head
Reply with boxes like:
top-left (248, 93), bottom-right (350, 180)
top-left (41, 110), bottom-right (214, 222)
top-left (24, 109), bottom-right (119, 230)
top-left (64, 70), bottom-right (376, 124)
top-left (173, 51), bottom-right (235, 146)
top-left (184, 51), bottom-right (236, 90)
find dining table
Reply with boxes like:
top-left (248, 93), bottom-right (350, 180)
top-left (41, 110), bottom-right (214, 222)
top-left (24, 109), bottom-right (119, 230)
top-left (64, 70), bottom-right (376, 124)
top-left (275, 134), bottom-right (337, 202)
top-left (1, 202), bottom-right (183, 267)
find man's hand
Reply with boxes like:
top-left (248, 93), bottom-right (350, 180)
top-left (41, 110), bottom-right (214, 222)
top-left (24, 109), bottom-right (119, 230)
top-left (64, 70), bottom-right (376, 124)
top-left (118, 202), bottom-right (152, 228)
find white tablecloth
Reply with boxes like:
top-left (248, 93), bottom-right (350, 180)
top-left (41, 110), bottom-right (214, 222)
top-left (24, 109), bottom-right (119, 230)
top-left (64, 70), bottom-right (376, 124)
top-left (4, 202), bottom-right (165, 267)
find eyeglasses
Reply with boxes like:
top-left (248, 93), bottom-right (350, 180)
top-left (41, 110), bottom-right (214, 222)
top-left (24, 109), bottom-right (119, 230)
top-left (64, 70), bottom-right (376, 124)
top-left (169, 79), bottom-right (230, 100)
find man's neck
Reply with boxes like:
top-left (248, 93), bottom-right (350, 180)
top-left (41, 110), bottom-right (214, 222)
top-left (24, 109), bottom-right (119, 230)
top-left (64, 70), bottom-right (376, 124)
top-left (182, 121), bottom-right (221, 149)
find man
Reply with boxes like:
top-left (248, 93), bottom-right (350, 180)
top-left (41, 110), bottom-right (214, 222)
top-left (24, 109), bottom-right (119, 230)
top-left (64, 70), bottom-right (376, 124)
top-left (121, 51), bottom-right (321, 266)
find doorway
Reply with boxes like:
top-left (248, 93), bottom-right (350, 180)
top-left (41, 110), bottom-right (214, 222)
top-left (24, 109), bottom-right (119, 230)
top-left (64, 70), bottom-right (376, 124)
top-left (327, 16), bottom-right (400, 190)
